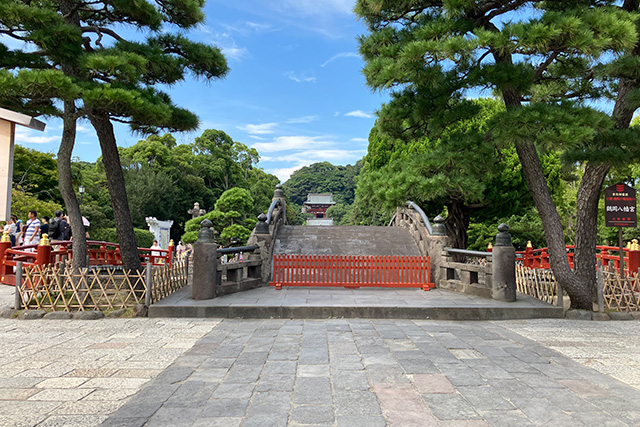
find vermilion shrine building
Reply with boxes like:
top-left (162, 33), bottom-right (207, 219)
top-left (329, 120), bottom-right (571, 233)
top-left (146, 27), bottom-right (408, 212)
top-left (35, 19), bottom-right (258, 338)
top-left (302, 193), bottom-right (336, 224)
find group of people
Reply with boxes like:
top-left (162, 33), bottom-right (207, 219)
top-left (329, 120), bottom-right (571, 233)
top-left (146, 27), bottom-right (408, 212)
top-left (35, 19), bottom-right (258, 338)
top-left (2, 210), bottom-right (72, 247)
top-left (175, 241), bottom-right (193, 259)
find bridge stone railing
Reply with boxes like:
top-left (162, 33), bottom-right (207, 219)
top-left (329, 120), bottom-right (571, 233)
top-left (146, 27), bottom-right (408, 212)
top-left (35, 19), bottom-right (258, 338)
top-left (191, 184), bottom-right (286, 300)
top-left (389, 202), bottom-right (447, 285)
top-left (246, 184), bottom-right (287, 285)
top-left (439, 224), bottom-right (516, 301)
top-left (390, 204), bottom-right (516, 301)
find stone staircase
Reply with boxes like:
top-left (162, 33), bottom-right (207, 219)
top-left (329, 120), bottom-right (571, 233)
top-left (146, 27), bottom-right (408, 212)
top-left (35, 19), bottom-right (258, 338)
top-left (274, 225), bottom-right (421, 256)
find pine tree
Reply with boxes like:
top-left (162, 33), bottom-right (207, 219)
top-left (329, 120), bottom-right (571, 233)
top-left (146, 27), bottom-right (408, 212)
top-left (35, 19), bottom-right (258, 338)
top-left (0, 0), bottom-right (228, 271)
top-left (356, 0), bottom-right (640, 309)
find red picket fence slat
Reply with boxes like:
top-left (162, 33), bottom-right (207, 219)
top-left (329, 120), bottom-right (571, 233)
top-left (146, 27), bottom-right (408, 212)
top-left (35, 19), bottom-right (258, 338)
top-left (269, 254), bottom-right (434, 291)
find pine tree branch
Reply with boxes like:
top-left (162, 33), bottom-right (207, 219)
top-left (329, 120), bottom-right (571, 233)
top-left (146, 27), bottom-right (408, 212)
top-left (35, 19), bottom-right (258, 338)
top-left (535, 51), bottom-right (560, 80)
top-left (0, 30), bottom-right (27, 41)
top-left (81, 26), bottom-right (126, 46)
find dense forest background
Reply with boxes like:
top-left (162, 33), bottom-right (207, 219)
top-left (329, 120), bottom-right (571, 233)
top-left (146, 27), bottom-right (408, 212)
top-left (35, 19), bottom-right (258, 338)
top-left (10, 129), bottom-right (279, 246)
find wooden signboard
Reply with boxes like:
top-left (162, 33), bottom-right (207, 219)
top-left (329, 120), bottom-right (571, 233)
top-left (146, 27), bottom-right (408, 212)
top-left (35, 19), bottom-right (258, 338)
top-left (604, 182), bottom-right (637, 276)
top-left (605, 183), bottom-right (637, 228)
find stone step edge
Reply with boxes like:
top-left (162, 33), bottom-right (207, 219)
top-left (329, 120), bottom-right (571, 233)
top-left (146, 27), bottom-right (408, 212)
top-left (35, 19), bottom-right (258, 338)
top-left (149, 305), bottom-right (563, 320)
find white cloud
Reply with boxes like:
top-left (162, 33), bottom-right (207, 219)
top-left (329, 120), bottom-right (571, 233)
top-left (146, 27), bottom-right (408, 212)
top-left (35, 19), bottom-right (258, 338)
top-left (76, 125), bottom-right (92, 133)
top-left (262, 148), bottom-right (366, 181)
top-left (270, 165), bottom-right (306, 182)
top-left (285, 71), bottom-right (316, 83)
top-left (286, 115), bottom-right (319, 124)
top-left (345, 110), bottom-right (372, 118)
top-left (238, 123), bottom-right (278, 135)
top-left (15, 128), bottom-right (58, 144)
top-left (321, 52), bottom-right (359, 67)
top-left (276, 149), bottom-right (365, 163)
top-left (221, 43), bottom-right (249, 61)
top-left (252, 135), bottom-right (328, 152)
top-left (195, 26), bottom-right (249, 61)
top-left (350, 138), bottom-right (368, 142)
top-left (334, 111), bottom-right (340, 117)
top-left (276, 0), bottom-right (354, 17)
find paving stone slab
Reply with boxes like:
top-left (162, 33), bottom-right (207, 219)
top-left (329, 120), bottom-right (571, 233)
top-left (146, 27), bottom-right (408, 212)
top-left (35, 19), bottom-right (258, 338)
top-left (4, 316), bottom-right (640, 427)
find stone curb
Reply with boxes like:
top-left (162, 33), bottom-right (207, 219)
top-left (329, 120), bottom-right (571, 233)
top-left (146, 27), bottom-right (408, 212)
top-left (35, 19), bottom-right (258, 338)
top-left (2, 307), bottom-right (145, 320)
top-left (563, 310), bottom-right (640, 321)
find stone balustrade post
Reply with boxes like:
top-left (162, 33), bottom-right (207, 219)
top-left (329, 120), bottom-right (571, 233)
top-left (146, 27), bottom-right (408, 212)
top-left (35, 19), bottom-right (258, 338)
top-left (429, 216), bottom-right (448, 286)
top-left (192, 219), bottom-right (218, 300)
top-left (491, 223), bottom-right (516, 302)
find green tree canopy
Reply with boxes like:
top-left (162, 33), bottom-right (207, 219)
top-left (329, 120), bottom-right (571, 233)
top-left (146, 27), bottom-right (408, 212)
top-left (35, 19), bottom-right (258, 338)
top-left (356, 0), bottom-right (640, 309)
top-left (284, 161), bottom-right (362, 206)
top-left (0, 0), bottom-right (229, 271)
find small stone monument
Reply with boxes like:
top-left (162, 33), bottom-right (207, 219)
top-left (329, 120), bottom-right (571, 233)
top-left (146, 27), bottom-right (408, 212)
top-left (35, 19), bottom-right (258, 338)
top-left (188, 202), bottom-right (206, 219)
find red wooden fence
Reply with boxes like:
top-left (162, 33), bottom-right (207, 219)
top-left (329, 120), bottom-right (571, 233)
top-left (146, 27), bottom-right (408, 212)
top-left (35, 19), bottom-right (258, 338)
top-left (269, 254), bottom-right (434, 291)
top-left (517, 240), bottom-right (640, 274)
top-left (0, 232), bottom-right (174, 286)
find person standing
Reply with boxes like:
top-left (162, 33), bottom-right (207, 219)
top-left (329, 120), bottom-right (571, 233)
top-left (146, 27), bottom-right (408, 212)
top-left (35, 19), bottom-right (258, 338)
top-left (150, 240), bottom-right (162, 264)
top-left (40, 216), bottom-right (49, 237)
top-left (3, 215), bottom-right (17, 246)
top-left (48, 210), bottom-right (70, 241)
top-left (23, 210), bottom-right (41, 247)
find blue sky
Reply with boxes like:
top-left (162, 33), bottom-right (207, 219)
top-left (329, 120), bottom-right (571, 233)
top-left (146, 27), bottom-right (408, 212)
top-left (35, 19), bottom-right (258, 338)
top-left (12, 0), bottom-right (387, 182)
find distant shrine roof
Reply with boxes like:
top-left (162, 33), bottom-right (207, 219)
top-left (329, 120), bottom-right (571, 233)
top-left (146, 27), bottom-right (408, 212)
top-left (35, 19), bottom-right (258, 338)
top-left (304, 193), bottom-right (336, 205)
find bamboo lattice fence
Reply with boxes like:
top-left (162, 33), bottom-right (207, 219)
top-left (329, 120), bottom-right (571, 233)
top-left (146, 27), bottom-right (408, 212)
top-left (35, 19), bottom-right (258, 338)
top-left (517, 265), bottom-right (640, 312)
top-left (602, 269), bottom-right (640, 312)
top-left (516, 266), bottom-right (562, 306)
top-left (17, 257), bottom-right (189, 311)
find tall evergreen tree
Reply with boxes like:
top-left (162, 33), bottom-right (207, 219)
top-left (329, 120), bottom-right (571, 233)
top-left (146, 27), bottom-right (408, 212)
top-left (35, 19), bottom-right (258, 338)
top-left (0, 0), bottom-right (228, 271)
top-left (356, 0), bottom-right (640, 309)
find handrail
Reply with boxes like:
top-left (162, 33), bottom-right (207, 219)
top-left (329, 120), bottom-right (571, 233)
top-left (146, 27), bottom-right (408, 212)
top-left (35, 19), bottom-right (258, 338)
top-left (266, 199), bottom-right (281, 224)
top-left (406, 201), bottom-right (432, 234)
top-left (217, 245), bottom-right (259, 255)
top-left (445, 247), bottom-right (492, 258)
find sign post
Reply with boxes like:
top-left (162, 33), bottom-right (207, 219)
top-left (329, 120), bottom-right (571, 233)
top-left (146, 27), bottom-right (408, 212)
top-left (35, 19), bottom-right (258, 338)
top-left (604, 183), bottom-right (637, 277)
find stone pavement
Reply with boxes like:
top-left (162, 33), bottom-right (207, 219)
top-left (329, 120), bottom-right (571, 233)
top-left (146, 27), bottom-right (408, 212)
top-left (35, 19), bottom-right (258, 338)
top-left (98, 318), bottom-right (640, 427)
top-left (0, 317), bottom-right (221, 426)
top-left (502, 318), bottom-right (640, 390)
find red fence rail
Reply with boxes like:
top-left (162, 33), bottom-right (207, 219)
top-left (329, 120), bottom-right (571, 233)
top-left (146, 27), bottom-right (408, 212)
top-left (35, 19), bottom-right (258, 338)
top-left (0, 234), bottom-right (174, 286)
top-left (269, 254), bottom-right (434, 291)
top-left (516, 241), bottom-right (640, 274)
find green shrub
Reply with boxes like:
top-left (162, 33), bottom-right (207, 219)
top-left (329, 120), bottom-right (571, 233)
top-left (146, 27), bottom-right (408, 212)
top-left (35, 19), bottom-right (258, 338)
top-left (91, 228), bottom-right (154, 248)
top-left (181, 230), bottom-right (198, 244)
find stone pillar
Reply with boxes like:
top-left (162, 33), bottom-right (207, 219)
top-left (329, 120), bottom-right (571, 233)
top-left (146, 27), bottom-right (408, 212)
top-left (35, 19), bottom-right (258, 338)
top-left (192, 219), bottom-right (218, 300)
top-left (0, 120), bottom-right (15, 221)
top-left (491, 223), bottom-right (516, 302)
top-left (428, 215), bottom-right (448, 286)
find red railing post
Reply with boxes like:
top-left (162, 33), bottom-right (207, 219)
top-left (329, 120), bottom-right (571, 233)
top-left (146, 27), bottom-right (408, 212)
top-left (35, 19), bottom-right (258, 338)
top-left (525, 241), bottom-right (533, 268)
top-left (0, 231), bottom-right (12, 280)
top-left (167, 239), bottom-right (174, 266)
top-left (35, 234), bottom-right (52, 266)
top-left (628, 239), bottom-right (640, 276)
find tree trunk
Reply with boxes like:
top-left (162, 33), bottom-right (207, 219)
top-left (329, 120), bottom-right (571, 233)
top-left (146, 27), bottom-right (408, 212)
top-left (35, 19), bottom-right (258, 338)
top-left (58, 101), bottom-right (87, 271)
top-left (572, 162), bottom-right (609, 304)
top-left (445, 202), bottom-right (470, 262)
top-left (515, 142), bottom-right (592, 309)
top-left (89, 112), bottom-right (142, 272)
